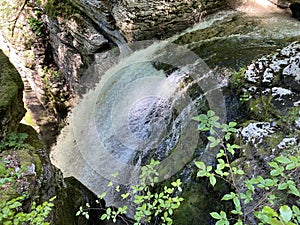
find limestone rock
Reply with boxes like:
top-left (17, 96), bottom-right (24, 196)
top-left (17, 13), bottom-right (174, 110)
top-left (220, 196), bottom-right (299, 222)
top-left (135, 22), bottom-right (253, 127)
top-left (112, 0), bottom-right (228, 42)
top-left (244, 42), bottom-right (300, 116)
top-left (67, 14), bottom-right (108, 53)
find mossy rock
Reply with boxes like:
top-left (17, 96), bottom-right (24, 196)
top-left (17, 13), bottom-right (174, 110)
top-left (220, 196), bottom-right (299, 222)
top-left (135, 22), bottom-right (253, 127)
top-left (0, 148), bottom-right (41, 201)
top-left (0, 50), bottom-right (25, 140)
top-left (173, 179), bottom-right (232, 225)
top-left (0, 125), bottom-right (44, 200)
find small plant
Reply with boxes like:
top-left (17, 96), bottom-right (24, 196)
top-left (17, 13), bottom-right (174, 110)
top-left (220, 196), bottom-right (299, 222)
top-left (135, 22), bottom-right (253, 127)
top-left (193, 110), bottom-right (300, 225)
top-left (0, 157), bottom-right (23, 186)
top-left (0, 131), bottom-right (56, 225)
top-left (239, 92), bottom-right (250, 102)
top-left (231, 67), bottom-right (246, 91)
top-left (0, 195), bottom-right (56, 225)
top-left (28, 17), bottom-right (44, 36)
top-left (42, 0), bottom-right (80, 18)
top-left (77, 159), bottom-right (184, 225)
top-left (0, 133), bottom-right (32, 152)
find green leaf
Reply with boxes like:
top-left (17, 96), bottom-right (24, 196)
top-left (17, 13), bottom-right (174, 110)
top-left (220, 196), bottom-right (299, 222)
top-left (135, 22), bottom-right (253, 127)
top-left (234, 219), bottom-right (243, 225)
top-left (108, 181), bottom-right (113, 187)
top-left (288, 184), bottom-right (300, 197)
top-left (209, 175), bottom-right (216, 187)
top-left (222, 193), bottom-right (235, 201)
top-left (217, 150), bottom-right (225, 158)
top-left (278, 183), bottom-right (288, 190)
top-left (268, 162), bottom-right (279, 168)
top-left (207, 110), bottom-right (215, 117)
top-left (100, 214), bottom-right (107, 220)
top-left (210, 212), bottom-right (222, 220)
top-left (275, 156), bottom-right (291, 164)
top-left (279, 205), bottom-right (292, 224)
top-left (236, 169), bottom-right (245, 175)
top-left (121, 193), bottom-right (130, 199)
top-left (207, 166), bottom-right (212, 172)
top-left (198, 123), bottom-right (208, 131)
top-left (192, 114), bottom-right (207, 122)
top-left (286, 163), bottom-right (297, 170)
top-left (207, 136), bottom-right (216, 143)
top-left (210, 140), bottom-right (220, 148)
top-left (262, 206), bottom-right (278, 217)
top-left (106, 208), bottom-right (111, 214)
top-left (197, 170), bottom-right (207, 177)
top-left (98, 192), bottom-right (106, 199)
top-left (292, 205), bottom-right (300, 215)
top-left (269, 218), bottom-right (284, 225)
top-left (270, 167), bottom-right (284, 177)
top-left (195, 161), bottom-right (206, 170)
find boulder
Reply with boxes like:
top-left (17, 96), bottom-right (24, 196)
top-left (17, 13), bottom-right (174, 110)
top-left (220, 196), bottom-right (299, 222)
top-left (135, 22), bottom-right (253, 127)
top-left (244, 41), bottom-right (300, 117)
top-left (0, 51), bottom-right (26, 140)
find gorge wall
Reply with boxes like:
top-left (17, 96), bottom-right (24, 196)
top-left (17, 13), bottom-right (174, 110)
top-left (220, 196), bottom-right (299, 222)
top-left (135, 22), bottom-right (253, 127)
top-left (1, 1), bottom-right (300, 224)
top-left (0, 0), bottom-right (229, 146)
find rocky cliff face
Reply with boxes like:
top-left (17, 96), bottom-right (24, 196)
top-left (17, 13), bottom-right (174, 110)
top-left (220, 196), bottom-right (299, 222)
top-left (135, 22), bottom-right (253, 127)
top-left (0, 49), bottom-right (99, 225)
top-left (111, 0), bottom-right (228, 41)
top-left (232, 41), bottom-right (300, 224)
top-left (0, 0), bottom-right (228, 146)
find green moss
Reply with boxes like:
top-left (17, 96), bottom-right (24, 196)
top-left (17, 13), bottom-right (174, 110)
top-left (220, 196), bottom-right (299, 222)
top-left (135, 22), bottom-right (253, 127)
top-left (42, 0), bottom-right (80, 19)
top-left (17, 124), bottom-right (44, 150)
top-left (173, 183), bottom-right (210, 224)
top-left (0, 51), bottom-right (24, 111)
top-left (173, 180), bottom-right (232, 225)
top-left (0, 145), bottom-right (43, 201)
top-left (257, 133), bottom-right (283, 155)
top-left (248, 95), bottom-right (280, 121)
top-left (230, 67), bottom-right (246, 91)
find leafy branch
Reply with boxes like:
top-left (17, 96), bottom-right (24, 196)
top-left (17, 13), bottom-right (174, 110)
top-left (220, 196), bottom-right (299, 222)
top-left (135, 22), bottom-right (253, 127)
top-left (193, 110), bottom-right (300, 225)
top-left (77, 159), bottom-right (184, 225)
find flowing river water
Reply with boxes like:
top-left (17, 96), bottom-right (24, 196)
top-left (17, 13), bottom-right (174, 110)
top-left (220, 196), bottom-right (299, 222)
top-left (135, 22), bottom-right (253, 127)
top-left (50, 5), bottom-right (300, 218)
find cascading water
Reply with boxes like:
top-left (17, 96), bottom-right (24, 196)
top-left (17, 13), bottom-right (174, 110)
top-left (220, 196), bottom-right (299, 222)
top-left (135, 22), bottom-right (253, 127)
top-left (51, 7), bottom-right (300, 221)
top-left (51, 39), bottom-right (226, 208)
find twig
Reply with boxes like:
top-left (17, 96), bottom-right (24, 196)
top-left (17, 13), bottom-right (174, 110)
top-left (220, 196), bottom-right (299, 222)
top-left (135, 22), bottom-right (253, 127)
top-left (11, 0), bottom-right (28, 37)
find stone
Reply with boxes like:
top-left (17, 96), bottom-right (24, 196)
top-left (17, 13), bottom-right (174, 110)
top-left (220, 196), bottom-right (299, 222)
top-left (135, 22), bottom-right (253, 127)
top-left (244, 42), bottom-right (300, 116)
top-left (112, 0), bottom-right (228, 42)
top-left (67, 14), bottom-right (108, 53)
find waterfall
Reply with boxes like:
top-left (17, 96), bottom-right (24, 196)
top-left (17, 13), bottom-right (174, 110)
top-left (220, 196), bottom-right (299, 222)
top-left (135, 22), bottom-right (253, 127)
top-left (51, 38), bottom-right (226, 207)
top-left (51, 8), bottom-right (300, 209)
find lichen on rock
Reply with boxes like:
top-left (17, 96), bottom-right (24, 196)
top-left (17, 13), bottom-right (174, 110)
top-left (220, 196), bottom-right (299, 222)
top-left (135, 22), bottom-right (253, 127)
top-left (244, 42), bottom-right (300, 118)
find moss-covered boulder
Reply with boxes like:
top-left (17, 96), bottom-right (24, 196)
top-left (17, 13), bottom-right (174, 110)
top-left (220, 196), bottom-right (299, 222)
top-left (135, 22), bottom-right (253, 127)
top-left (0, 51), bottom-right (26, 140)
